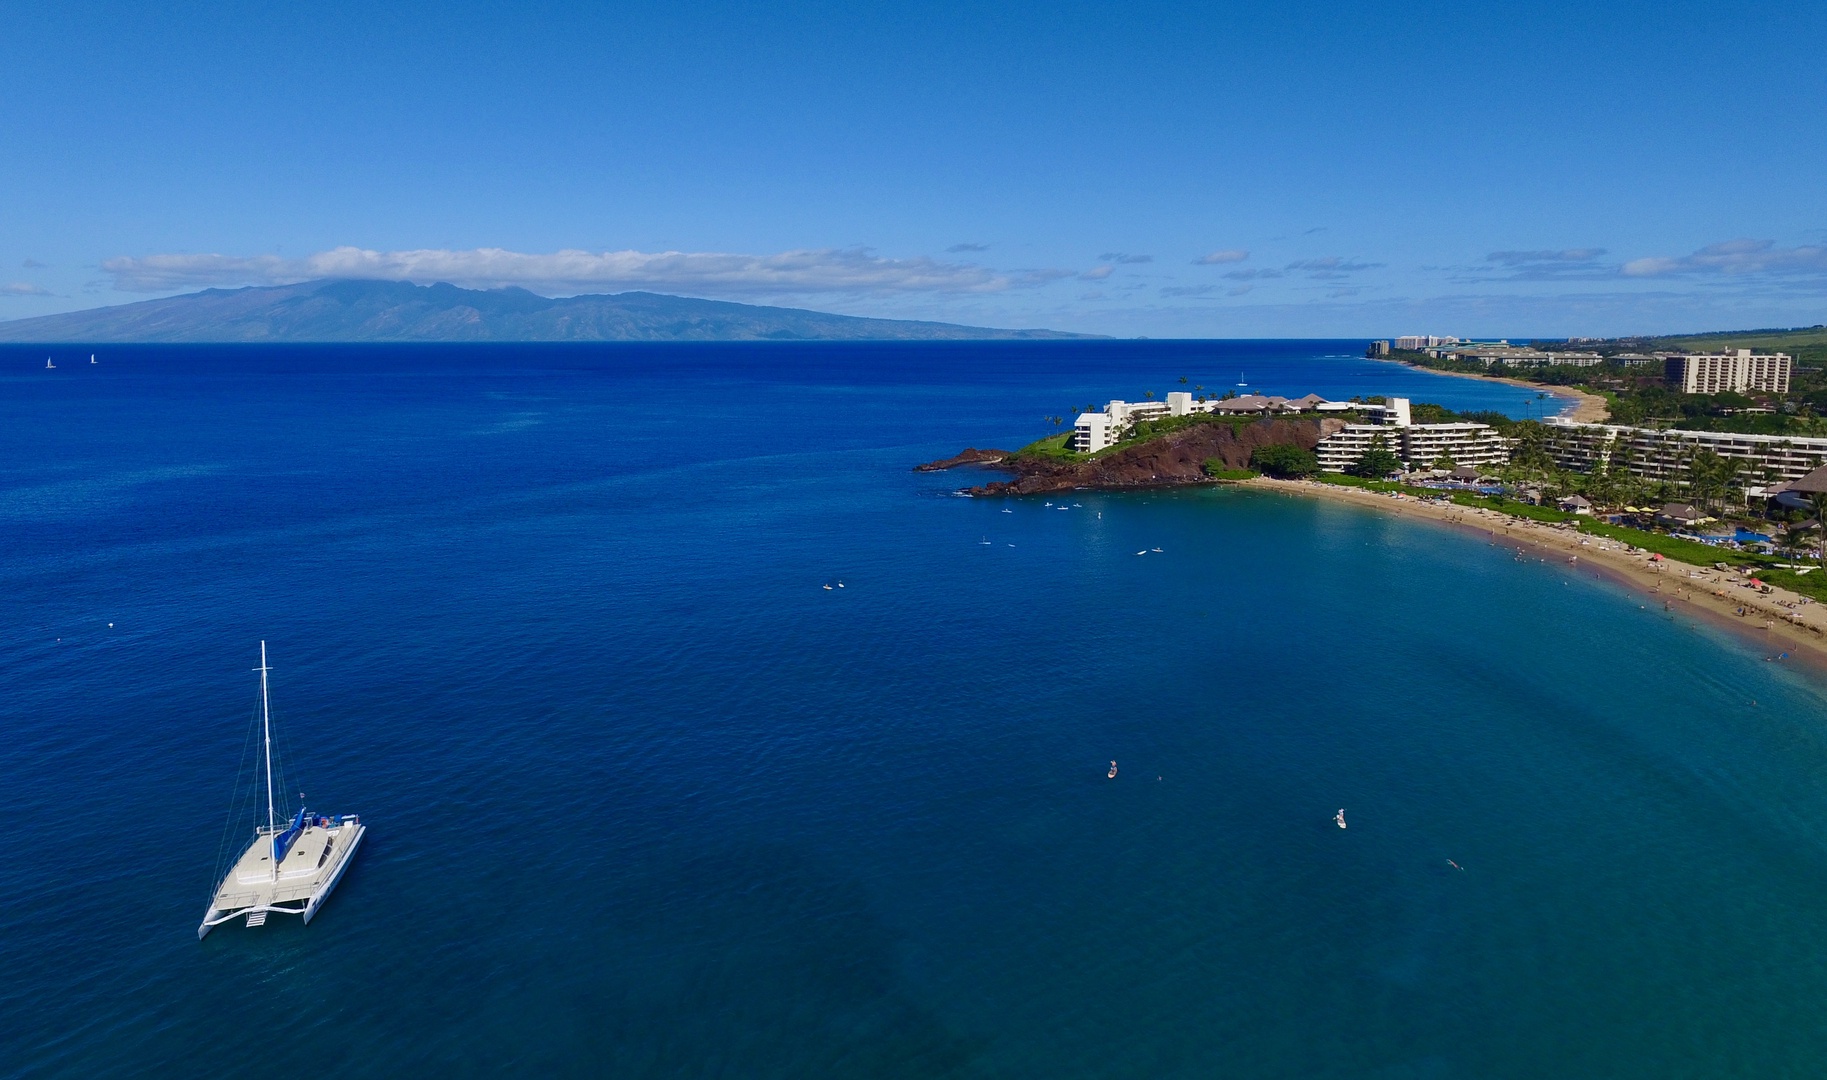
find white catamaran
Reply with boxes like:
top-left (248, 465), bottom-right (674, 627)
top-left (198, 642), bottom-right (365, 939)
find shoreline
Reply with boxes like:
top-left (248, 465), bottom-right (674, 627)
top-left (1386, 359), bottom-right (1611, 423)
top-left (1243, 476), bottom-right (1827, 668)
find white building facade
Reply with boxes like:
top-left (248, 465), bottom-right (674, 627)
top-left (1070, 390), bottom-right (1332, 453)
top-left (1665, 350), bottom-right (1792, 395)
top-left (1314, 397), bottom-right (1509, 473)
top-left (1540, 417), bottom-right (1827, 483)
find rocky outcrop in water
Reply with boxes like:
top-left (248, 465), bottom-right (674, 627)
top-left (915, 418), bottom-right (1341, 495)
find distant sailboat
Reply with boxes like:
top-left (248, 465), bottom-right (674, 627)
top-left (45, 356), bottom-right (55, 369)
top-left (90, 353), bottom-right (97, 364)
top-left (1236, 372), bottom-right (1246, 386)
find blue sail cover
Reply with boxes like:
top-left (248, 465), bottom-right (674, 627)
top-left (271, 806), bottom-right (307, 864)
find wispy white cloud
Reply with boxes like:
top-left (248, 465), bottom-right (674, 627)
top-left (1192, 250), bottom-right (1248, 265)
top-left (1, 282), bottom-right (52, 296)
top-left (946, 242), bottom-right (990, 253)
top-left (1080, 265), bottom-right (1114, 281)
top-left (1223, 268), bottom-right (1282, 281)
top-left (99, 245), bottom-right (1054, 297)
top-left (1285, 257), bottom-right (1382, 274)
top-left (1097, 252), bottom-right (1153, 264)
top-left (1622, 238), bottom-right (1827, 277)
top-left (22, 259), bottom-right (48, 269)
top-left (1487, 248), bottom-right (1606, 265)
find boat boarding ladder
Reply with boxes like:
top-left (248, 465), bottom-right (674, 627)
top-left (245, 911), bottom-right (267, 927)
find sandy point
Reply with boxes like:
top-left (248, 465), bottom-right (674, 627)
top-left (1384, 359), bottom-right (1610, 423)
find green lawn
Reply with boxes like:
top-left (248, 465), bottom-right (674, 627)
top-left (1013, 433), bottom-right (1080, 460)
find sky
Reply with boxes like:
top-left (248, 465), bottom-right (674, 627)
top-left (1, 0), bottom-right (1823, 338)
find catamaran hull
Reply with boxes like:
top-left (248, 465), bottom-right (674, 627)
top-left (197, 822), bottom-right (367, 939)
top-left (303, 823), bottom-right (365, 925)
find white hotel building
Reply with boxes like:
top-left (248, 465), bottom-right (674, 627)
top-left (1071, 394), bottom-right (1181, 453)
top-left (1540, 416), bottom-right (1827, 484)
top-left (1314, 397), bottom-right (1510, 473)
top-left (1664, 350), bottom-right (1791, 395)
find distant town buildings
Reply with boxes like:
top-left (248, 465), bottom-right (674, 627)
top-left (1314, 397), bottom-right (1509, 473)
top-left (1366, 340), bottom-right (1391, 357)
top-left (1664, 349), bottom-right (1792, 395)
top-left (1395, 336), bottom-right (1460, 350)
top-left (1446, 346), bottom-right (1605, 367)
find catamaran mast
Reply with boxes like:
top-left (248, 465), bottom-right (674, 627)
top-left (259, 641), bottom-right (274, 839)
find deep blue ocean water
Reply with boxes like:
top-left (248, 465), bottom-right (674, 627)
top-left (7, 340), bottom-right (1827, 1078)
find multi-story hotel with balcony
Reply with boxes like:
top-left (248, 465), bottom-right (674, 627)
top-left (1665, 350), bottom-right (1791, 395)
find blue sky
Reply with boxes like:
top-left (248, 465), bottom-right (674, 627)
top-left (2, 0), bottom-right (1822, 337)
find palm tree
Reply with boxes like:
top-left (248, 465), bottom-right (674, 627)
top-left (1808, 491), bottom-right (1827, 568)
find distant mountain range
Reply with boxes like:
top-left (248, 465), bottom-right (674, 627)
top-left (0, 279), bottom-right (1096, 343)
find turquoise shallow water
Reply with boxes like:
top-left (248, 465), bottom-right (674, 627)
top-left (6, 341), bottom-right (1827, 1077)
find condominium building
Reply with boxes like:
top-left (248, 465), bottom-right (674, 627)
top-left (1447, 347), bottom-right (1605, 367)
top-left (1539, 417), bottom-right (1827, 483)
top-left (1071, 390), bottom-right (1334, 452)
top-left (1664, 350), bottom-right (1791, 395)
top-left (1314, 397), bottom-right (1509, 472)
top-left (1069, 393), bottom-right (1199, 452)
top-left (1395, 336), bottom-right (1460, 350)
top-left (1401, 423), bottom-right (1512, 468)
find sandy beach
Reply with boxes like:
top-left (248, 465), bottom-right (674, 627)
top-left (1248, 476), bottom-right (1827, 665)
top-left (1390, 360), bottom-right (1612, 423)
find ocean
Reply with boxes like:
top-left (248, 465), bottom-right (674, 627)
top-left (6, 340), bottom-right (1827, 1077)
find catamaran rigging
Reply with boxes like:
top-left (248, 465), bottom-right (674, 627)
top-left (198, 642), bottom-right (366, 939)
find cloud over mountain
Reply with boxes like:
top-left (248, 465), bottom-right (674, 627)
top-left (99, 246), bottom-right (1037, 298)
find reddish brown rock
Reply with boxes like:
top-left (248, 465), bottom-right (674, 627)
top-left (912, 448), bottom-right (1013, 472)
top-left (918, 418), bottom-right (1339, 496)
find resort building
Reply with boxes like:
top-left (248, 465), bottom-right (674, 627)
top-left (1400, 423), bottom-right (1512, 468)
top-left (1539, 417), bottom-right (1827, 483)
top-left (1073, 391), bottom-right (1339, 452)
top-left (1444, 346), bottom-right (1605, 367)
top-left (1072, 411), bottom-right (1122, 453)
top-left (1664, 350), bottom-right (1792, 395)
top-left (1395, 336), bottom-right (1459, 350)
top-left (1314, 397), bottom-right (1510, 472)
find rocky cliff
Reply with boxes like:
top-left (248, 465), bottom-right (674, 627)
top-left (916, 417), bottom-right (1341, 495)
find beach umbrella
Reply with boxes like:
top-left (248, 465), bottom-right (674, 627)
top-left (1650, 553), bottom-right (1664, 561)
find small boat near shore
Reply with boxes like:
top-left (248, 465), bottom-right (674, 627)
top-left (198, 643), bottom-right (365, 939)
